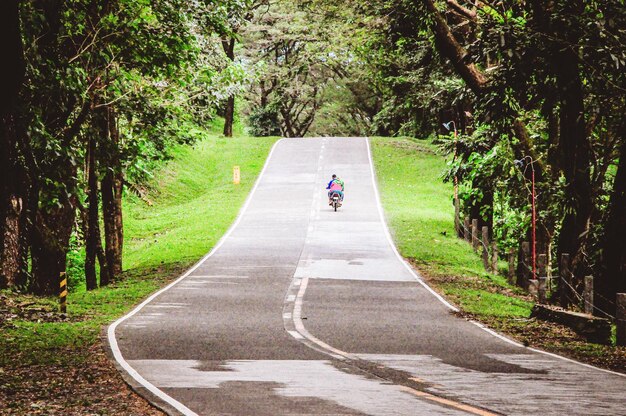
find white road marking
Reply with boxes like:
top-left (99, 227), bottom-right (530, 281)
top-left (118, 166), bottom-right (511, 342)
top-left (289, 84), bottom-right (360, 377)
top-left (291, 277), bottom-right (356, 360)
top-left (107, 138), bottom-right (286, 416)
top-left (127, 359), bottom-right (467, 415)
top-left (190, 275), bottom-right (249, 278)
top-left (286, 294), bottom-right (296, 302)
top-left (148, 303), bottom-right (189, 309)
top-left (365, 138), bottom-right (459, 311)
top-left (288, 330), bottom-right (304, 340)
top-left (364, 138), bottom-right (626, 378)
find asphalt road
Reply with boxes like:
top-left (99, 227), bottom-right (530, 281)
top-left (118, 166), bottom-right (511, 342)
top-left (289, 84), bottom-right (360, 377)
top-left (108, 137), bottom-right (626, 416)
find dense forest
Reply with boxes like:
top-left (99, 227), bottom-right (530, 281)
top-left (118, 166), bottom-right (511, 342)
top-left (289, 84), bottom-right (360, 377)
top-left (1, 0), bottom-right (625, 318)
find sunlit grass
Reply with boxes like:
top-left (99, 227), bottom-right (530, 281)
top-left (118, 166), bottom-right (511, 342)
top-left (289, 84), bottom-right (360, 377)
top-left (371, 136), bottom-right (533, 319)
top-left (0, 130), bottom-right (279, 367)
top-left (124, 134), bottom-right (278, 269)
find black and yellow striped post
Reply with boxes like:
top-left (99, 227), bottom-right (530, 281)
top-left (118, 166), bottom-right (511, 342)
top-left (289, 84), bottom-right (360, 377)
top-left (59, 271), bottom-right (67, 313)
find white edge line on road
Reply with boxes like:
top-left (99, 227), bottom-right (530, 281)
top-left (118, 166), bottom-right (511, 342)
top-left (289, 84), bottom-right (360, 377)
top-left (365, 137), bottom-right (626, 379)
top-left (292, 277), bottom-right (500, 416)
top-left (106, 138), bottom-right (286, 415)
top-left (364, 137), bottom-right (458, 312)
top-left (293, 277), bottom-right (356, 360)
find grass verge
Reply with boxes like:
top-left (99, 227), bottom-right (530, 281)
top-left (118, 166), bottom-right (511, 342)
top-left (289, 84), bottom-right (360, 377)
top-left (0, 130), bottom-right (278, 414)
top-left (371, 136), bottom-right (626, 373)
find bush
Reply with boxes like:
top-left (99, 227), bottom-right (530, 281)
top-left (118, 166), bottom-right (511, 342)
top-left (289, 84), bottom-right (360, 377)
top-left (247, 106), bottom-right (281, 137)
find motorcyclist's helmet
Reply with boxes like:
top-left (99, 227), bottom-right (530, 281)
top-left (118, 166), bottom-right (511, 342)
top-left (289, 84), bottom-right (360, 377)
top-left (332, 174), bottom-right (337, 179)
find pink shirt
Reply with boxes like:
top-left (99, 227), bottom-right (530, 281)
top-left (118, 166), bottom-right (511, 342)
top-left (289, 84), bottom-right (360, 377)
top-left (329, 182), bottom-right (343, 191)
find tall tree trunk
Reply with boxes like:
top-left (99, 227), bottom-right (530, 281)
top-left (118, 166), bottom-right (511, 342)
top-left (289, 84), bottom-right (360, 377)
top-left (224, 96), bottom-right (235, 137)
top-left (85, 133), bottom-right (99, 290)
top-left (421, 0), bottom-right (487, 95)
top-left (0, 0), bottom-right (26, 289)
top-left (222, 37), bottom-right (236, 137)
top-left (0, 194), bottom-right (22, 288)
top-left (31, 199), bottom-right (76, 295)
top-left (552, 2), bottom-right (593, 288)
top-left (102, 108), bottom-right (123, 279)
top-left (597, 138), bottom-right (626, 317)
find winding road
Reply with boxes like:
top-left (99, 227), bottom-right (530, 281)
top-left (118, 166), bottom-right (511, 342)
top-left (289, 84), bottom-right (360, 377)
top-left (107, 137), bottom-right (626, 416)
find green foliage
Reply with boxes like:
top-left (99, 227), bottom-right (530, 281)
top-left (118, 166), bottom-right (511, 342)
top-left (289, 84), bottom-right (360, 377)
top-left (124, 132), bottom-right (278, 269)
top-left (442, 288), bottom-right (532, 318)
top-left (371, 136), bottom-right (532, 320)
top-left (241, 0), bottom-right (350, 137)
top-left (0, 130), bottom-right (278, 367)
top-left (7, 0), bottom-right (263, 294)
top-left (248, 106), bottom-right (281, 137)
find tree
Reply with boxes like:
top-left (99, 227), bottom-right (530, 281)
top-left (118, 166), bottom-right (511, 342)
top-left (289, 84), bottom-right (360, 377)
top-left (243, 0), bottom-right (344, 137)
top-left (0, 0), bottom-right (207, 294)
top-left (416, 0), bottom-right (626, 312)
top-left (202, 0), bottom-right (268, 137)
top-left (0, 0), bottom-right (26, 289)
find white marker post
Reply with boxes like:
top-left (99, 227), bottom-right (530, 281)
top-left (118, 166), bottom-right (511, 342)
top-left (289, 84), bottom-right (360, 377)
top-left (233, 165), bottom-right (240, 184)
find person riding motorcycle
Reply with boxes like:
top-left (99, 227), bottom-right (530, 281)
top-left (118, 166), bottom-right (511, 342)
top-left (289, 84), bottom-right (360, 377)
top-left (326, 174), bottom-right (344, 205)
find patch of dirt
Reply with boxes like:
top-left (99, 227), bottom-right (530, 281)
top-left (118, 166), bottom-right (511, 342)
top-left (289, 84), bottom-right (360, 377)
top-left (386, 139), bottom-right (438, 154)
top-left (0, 294), bottom-right (76, 329)
top-left (483, 315), bottom-right (626, 373)
top-left (0, 343), bottom-right (164, 415)
top-left (415, 263), bottom-right (626, 375)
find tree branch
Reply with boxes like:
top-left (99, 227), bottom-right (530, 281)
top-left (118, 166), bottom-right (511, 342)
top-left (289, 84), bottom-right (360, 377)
top-left (446, 0), bottom-right (477, 21)
top-left (421, 0), bottom-right (488, 95)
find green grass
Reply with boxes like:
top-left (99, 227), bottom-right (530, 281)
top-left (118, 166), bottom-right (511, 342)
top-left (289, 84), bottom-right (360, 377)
top-left (371, 137), bottom-right (533, 319)
top-left (124, 134), bottom-right (278, 270)
top-left (371, 137), bottom-right (626, 373)
top-left (0, 129), bottom-right (279, 367)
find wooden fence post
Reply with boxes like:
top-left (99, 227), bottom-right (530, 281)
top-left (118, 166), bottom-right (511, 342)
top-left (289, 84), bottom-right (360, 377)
top-left (472, 219), bottom-right (479, 251)
top-left (519, 242), bottom-right (530, 289)
top-left (481, 226), bottom-right (490, 272)
top-left (617, 294), bottom-right (626, 346)
top-left (537, 254), bottom-right (547, 303)
top-left (560, 253), bottom-right (571, 308)
top-left (454, 198), bottom-right (461, 238)
top-left (507, 249), bottom-right (515, 285)
top-left (464, 217), bottom-right (471, 242)
top-left (584, 276), bottom-right (594, 315)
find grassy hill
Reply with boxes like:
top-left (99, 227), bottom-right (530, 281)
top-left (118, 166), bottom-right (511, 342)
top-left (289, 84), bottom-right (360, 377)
top-left (0, 130), bottom-right (278, 414)
top-left (371, 136), bottom-right (624, 372)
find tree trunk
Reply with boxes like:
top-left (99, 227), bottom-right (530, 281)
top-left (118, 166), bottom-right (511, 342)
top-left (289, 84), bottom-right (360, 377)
top-left (85, 133), bottom-right (99, 290)
top-left (552, 2), bottom-right (593, 286)
top-left (0, 195), bottom-right (22, 288)
top-left (224, 96), bottom-right (235, 137)
top-left (421, 0), bottom-right (487, 95)
top-left (222, 37), bottom-right (236, 137)
top-left (0, 0), bottom-right (26, 289)
top-left (31, 200), bottom-right (76, 295)
top-left (597, 138), bottom-right (626, 317)
top-left (102, 108), bottom-right (123, 279)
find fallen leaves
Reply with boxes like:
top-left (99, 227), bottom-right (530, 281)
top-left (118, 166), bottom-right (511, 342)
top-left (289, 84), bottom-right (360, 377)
top-left (416, 264), bottom-right (626, 374)
top-left (0, 343), bottom-right (163, 415)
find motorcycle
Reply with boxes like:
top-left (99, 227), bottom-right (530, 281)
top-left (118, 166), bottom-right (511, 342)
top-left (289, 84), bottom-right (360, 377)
top-left (329, 191), bottom-right (342, 212)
